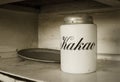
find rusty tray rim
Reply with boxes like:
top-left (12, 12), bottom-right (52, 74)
top-left (17, 48), bottom-right (60, 63)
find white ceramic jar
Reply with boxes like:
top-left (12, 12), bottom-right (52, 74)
top-left (60, 15), bottom-right (97, 73)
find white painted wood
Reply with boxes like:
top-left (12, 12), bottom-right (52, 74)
top-left (0, 57), bottom-right (120, 82)
top-left (98, 53), bottom-right (120, 61)
top-left (0, 0), bottom-right (23, 5)
top-left (0, 74), bottom-right (15, 82)
top-left (15, 80), bottom-right (25, 82)
top-left (0, 9), bottom-right (38, 49)
top-left (38, 11), bottom-right (120, 55)
top-left (40, 0), bottom-right (110, 14)
top-left (0, 9), bottom-right (38, 58)
top-left (95, 0), bottom-right (120, 7)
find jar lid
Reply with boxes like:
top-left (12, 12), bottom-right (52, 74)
top-left (64, 15), bottom-right (93, 24)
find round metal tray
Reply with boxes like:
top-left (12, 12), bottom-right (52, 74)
top-left (17, 48), bottom-right (60, 63)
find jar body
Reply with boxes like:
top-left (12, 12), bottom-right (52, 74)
top-left (60, 24), bottom-right (97, 73)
